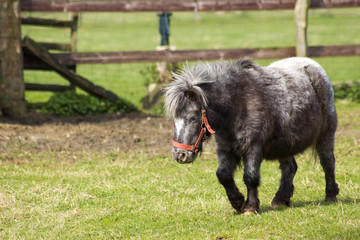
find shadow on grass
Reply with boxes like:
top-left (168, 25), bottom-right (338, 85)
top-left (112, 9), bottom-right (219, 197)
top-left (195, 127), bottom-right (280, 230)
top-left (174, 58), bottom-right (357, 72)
top-left (0, 111), bottom-right (162, 126)
top-left (260, 197), bottom-right (359, 213)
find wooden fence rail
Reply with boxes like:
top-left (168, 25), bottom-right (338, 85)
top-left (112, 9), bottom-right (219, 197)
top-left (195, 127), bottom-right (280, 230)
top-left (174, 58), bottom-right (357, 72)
top-left (21, 14), bottom-right (78, 93)
top-left (22, 45), bottom-right (360, 68)
top-left (20, 0), bottom-right (360, 12)
top-left (23, 36), bottom-right (120, 101)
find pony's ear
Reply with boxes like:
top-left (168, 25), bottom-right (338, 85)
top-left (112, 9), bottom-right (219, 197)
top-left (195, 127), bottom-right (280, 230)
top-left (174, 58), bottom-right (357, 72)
top-left (184, 90), bottom-right (197, 101)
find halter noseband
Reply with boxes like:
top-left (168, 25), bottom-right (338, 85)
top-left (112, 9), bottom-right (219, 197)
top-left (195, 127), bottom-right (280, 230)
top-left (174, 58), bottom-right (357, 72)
top-left (172, 109), bottom-right (215, 154)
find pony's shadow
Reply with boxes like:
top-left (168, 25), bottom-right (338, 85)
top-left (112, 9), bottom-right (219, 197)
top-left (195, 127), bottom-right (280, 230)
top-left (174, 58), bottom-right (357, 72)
top-left (260, 197), bottom-right (359, 214)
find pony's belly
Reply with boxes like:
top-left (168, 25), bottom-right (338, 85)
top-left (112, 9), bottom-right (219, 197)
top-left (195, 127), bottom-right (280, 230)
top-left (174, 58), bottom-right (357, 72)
top-left (263, 129), bottom-right (318, 160)
top-left (263, 141), bottom-right (310, 160)
top-left (263, 100), bottom-right (322, 160)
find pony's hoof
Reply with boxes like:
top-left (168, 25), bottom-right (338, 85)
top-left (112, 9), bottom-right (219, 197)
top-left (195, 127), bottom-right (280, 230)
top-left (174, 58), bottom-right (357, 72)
top-left (272, 203), bottom-right (286, 208)
top-left (242, 205), bottom-right (259, 215)
top-left (325, 196), bottom-right (338, 202)
top-left (271, 198), bottom-right (291, 208)
top-left (243, 210), bottom-right (257, 215)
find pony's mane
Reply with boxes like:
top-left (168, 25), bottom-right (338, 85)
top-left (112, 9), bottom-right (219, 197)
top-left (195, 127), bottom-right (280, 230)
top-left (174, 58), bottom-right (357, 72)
top-left (164, 60), bottom-right (257, 118)
top-left (164, 62), bottom-right (220, 118)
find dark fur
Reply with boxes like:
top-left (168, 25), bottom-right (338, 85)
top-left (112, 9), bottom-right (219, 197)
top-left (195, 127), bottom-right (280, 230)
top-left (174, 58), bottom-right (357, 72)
top-left (164, 58), bottom-right (339, 213)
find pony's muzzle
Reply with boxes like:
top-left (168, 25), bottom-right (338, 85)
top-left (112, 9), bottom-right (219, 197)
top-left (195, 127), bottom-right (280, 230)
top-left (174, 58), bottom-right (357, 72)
top-left (172, 147), bottom-right (196, 164)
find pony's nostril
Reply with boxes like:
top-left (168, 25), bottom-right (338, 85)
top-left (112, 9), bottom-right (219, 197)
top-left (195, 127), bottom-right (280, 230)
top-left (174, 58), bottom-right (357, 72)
top-left (179, 152), bottom-right (187, 162)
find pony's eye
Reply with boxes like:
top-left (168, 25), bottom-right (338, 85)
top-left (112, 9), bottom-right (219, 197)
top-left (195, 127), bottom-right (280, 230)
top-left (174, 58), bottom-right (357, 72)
top-left (190, 116), bottom-right (197, 122)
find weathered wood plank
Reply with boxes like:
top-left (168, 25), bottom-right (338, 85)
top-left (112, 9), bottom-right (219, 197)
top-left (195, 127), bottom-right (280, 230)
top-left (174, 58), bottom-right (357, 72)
top-left (25, 83), bottom-right (74, 91)
top-left (70, 12), bottom-right (78, 53)
top-left (53, 47), bottom-right (296, 64)
top-left (22, 36), bottom-right (119, 102)
top-left (23, 45), bottom-right (360, 68)
top-left (20, 17), bottom-right (73, 27)
top-left (39, 42), bottom-right (72, 51)
top-left (69, 12), bottom-right (78, 90)
top-left (23, 53), bottom-right (74, 70)
top-left (308, 45), bottom-right (360, 57)
top-left (20, 0), bottom-right (360, 12)
top-left (310, 0), bottom-right (360, 8)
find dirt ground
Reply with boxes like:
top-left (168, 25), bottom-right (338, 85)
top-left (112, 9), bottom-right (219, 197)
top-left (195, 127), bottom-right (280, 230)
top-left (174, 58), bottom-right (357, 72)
top-left (0, 111), bottom-right (178, 156)
top-left (0, 107), bottom-right (359, 159)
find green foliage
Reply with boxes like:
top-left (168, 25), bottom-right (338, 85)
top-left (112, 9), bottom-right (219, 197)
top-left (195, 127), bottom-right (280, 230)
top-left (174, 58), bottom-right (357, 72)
top-left (41, 91), bottom-right (138, 117)
top-left (140, 63), bottom-right (180, 114)
top-left (333, 81), bottom-right (360, 102)
top-left (140, 62), bottom-right (181, 87)
top-left (140, 64), bottom-right (160, 87)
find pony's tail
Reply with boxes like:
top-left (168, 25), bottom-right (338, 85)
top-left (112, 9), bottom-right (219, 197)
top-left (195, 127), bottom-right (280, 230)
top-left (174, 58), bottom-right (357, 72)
top-left (304, 64), bottom-right (337, 163)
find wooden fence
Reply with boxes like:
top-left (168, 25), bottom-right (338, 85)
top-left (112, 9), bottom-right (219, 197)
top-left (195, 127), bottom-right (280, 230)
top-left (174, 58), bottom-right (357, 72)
top-left (1, 0), bottom-right (359, 116)
top-left (23, 45), bottom-right (360, 68)
top-left (20, 0), bottom-right (360, 65)
top-left (21, 13), bottom-right (78, 92)
top-left (20, 0), bottom-right (360, 12)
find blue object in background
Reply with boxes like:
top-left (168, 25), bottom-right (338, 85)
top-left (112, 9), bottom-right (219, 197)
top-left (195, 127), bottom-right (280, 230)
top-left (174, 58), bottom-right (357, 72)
top-left (158, 12), bottom-right (172, 46)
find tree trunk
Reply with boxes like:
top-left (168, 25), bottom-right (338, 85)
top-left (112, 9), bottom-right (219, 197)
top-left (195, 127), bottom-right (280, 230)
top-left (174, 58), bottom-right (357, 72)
top-left (0, 0), bottom-right (26, 116)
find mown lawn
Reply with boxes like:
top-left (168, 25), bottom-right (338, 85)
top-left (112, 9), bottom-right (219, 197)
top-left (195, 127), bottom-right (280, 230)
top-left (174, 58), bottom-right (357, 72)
top-left (0, 101), bottom-right (359, 239)
top-left (2, 7), bottom-right (359, 239)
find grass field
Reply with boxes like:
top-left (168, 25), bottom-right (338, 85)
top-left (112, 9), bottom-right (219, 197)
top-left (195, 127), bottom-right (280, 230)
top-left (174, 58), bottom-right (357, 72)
top-left (1, 7), bottom-right (359, 239)
top-left (21, 8), bottom-right (360, 106)
top-left (0, 101), bottom-right (359, 239)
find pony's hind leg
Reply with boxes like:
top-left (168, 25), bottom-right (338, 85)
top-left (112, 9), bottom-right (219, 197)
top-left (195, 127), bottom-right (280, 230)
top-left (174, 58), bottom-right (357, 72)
top-left (272, 157), bottom-right (298, 208)
top-left (216, 151), bottom-right (245, 213)
top-left (305, 62), bottom-right (339, 201)
top-left (316, 135), bottom-right (339, 202)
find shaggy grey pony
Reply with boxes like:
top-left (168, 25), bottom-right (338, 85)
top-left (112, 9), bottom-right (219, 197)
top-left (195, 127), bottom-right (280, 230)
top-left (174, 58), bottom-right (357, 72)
top-left (164, 57), bottom-right (339, 214)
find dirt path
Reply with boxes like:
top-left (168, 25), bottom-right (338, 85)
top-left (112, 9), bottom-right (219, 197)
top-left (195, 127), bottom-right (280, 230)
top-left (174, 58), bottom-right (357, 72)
top-left (0, 106), bottom-right (358, 158)
top-left (0, 112), bottom-right (175, 155)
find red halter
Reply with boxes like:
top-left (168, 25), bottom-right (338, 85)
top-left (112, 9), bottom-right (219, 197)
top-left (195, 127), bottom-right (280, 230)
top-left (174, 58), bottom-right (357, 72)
top-left (172, 109), bottom-right (215, 154)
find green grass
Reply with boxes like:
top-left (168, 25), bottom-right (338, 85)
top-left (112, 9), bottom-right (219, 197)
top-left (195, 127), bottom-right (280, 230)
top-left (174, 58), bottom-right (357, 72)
top-left (1, 101), bottom-right (360, 239)
top-left (21, 8), bottom-right (360, 107)
top-left (4, 8), bottom-right (359, 239)
top-left (0, 148), bottom-right (359, 239)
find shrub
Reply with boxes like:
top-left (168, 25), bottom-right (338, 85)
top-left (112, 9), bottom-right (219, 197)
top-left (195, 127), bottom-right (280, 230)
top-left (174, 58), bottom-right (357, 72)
top-left (41, 91), bottom-right (138, 117)
top-left (333, 81), bottom-right (360, 102)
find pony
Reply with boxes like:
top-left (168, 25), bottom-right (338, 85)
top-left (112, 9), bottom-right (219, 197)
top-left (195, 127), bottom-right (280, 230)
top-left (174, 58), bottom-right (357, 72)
top-left (164, 57), bottom-right (339, 214)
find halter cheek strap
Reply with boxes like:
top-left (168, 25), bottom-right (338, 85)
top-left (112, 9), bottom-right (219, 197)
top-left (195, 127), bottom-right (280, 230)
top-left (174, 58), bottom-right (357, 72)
top-left (172, 109), bottom-right (215, 154)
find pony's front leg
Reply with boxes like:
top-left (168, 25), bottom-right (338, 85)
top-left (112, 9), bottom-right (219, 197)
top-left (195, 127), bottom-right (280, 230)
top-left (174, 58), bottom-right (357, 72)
top-left (243, 147), bottom-right (263, 214)
top-left (216, 151), bottom-right (245, 213)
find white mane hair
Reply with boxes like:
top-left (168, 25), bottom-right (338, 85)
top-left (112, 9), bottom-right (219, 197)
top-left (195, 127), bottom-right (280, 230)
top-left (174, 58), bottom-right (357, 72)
top-left (164, 62), bottom-right (228, 118)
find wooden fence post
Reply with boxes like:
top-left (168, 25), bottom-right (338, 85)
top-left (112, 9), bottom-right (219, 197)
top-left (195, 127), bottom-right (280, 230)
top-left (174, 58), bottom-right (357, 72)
top-left (70, 12), bottom-right (78, 54)
top-left (294, 0), bottom-right (310, 57)
top-left (69, 12), bottom-right (78, 90)
top-left (0, 0), bottom-right (26, 116)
